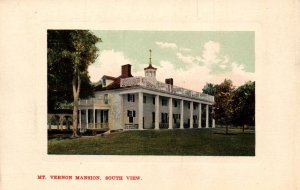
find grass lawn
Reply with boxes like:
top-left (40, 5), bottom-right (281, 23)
top-left (48, 128), bottom-right (255, 156)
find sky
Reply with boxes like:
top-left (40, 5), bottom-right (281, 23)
top-left (88, 30), bottom-right (255, 92)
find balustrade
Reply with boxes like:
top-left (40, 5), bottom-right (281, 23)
top-left (120, 77), bottom-right (214, 102)
top-left (124, 124), bottom-right (139, 129)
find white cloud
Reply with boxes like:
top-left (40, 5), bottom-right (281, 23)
top-left (176, 52), bottom-right (195, 64)
top-left (179, 47), bottom-right (191, 52)
top-left (88, 49), bottom-right (132, 82)
top-left (155, 41), bottom-right (178, 49)
top-left (198, 41), bottom-right (223, 65)
top-left (138, 60), bottom-right (255, 92)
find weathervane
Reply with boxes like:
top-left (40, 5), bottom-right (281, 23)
top-left (149, 49), bottom-right (152, 64)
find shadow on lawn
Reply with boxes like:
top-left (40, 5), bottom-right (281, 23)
top-left (48, 129), bottom-right (107, 140)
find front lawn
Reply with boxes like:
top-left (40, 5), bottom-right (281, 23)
top-left (48, 128), bottom-right (255, 156)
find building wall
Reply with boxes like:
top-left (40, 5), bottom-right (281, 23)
top-left (93, 90), bottom-right (209, 130)
top-left (94, 91), bottom-right (123, 130)
top-left (122, 93), bottom-right (139, 127)
top-left (109, 93), bottom-right (123, 130)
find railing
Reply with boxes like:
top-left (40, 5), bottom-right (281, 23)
top-left (79, 123), bottom-right (109, 131)
top-left (120, 77), bottom-right (214, 103)
top-left (78, 98), bottom-right (109, 106)
top-left (124, 124), bottom-right (139, 129)
top-left (159, 123), bottom-right (169, 129)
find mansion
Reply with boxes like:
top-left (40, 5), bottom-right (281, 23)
top-left (78, 51), bottom-right (215, 131)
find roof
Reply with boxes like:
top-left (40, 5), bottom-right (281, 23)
top-left (95, 75), bottom-right (130, 91)
top-left (102, 75), bottom-right (116, 80)
top-left (144, 64), bottom-right (157, 70)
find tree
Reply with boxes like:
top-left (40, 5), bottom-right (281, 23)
top-left (202, 83), bottom-right (216, 96)
top-left (47, 30), bottom-right (101, 137)
top-left (231, 81), bottom-right (255, 131)
top-left (203, 79), bottom-right (235, 134)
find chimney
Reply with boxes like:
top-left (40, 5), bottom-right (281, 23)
top-left (121, 64), bottom-right (132, 78)
top-left (165, 78), bottom-right (173, 85)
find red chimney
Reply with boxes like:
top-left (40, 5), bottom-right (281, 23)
top-left (165, 78), bottom-right (173, 85)
top-left (121, 64), bottom-right (132, 78)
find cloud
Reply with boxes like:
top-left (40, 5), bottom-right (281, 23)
top-left (155, 41), bottom-right (178, 49)
top-left (202, 41), bottom-right (221, 64)
top-left (88, 46), bottom-right (254, 93)
top-left (196, 41), bottom-right (227, 66)
top-left (88, 49), bottom-right (132, 82)
top-left (179, 47), bottom-right (191, 52)
top-left (136, 60), bottom-right (255, 92)
top-left (176, 52), bottom-right (195, 64)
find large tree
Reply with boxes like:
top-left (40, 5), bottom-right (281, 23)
top-left (214, 79), bottom-right (235, 126)
top-left (231, 81), bottom-right (255, 127)
top-left (47, 30), bottom-right (101, 137)
top-left (203, 79), bottom-right (235, 133)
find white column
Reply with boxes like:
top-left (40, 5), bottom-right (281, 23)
top-left (79, 110), bottom-right (82, 129)
top-left (212, 119), bottom-right (215, 128)
top-left (86, 109), bottom-right (89, 129)
top-left (93, 108), bottom-right (95, 129)
top-left (190, 102), bottom-right (193, 128)
top-left (168, 97), bottom-right (173, 129)
top-left (155, 95), bottom-right (159, 130)
top-left (198, 103), bottom-right (202, 128)
top-left (206, 105), bottom-right (209, 128)
top-left (180, 99), bottom-right (184, 129)
top-left (138, 92), bottom-right (143, 130)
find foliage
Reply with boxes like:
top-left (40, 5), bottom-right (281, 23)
top-left (47, 30), bottom-right (100, 111)
top-left (231, 81), bottom-right (255, 126)
top-left (202, 83), bottom-right (215, 96)
top-left (213, 79), bottom-right (235, 125)
top-left (202, 79), bottom-right (255, 127)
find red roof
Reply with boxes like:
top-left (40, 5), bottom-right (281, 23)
top-left (144, 64), bottom-right (157, 70)
top-left (95, 75), bottom-right (133, 91)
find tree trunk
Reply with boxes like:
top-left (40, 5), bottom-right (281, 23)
top-left (72, 73), bottom-right (81, 138)
top-left (72, 97), bottom-right (79, 137)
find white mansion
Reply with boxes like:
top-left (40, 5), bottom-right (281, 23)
top-left (78, 51), bottom-right (215, 131)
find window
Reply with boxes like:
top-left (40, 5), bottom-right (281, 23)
top-left (143, 95), bottom-right (146, 103)
top-left (152, 112), bottom-right (155, 123)
top-left (127, 110), bottom-right (136, 117)
top-left (127, 94), bottom-right (135, 102)
top-left (127, 110), bottom-right (136, 123)
top-left (188, 103), bottom-right (190, 109)
top-left (104, 94), bottom-right (108, 104)
top-left (153, 97), bottom-right (155, 104)
top-left (161, 113), bottom-right (168, 123)
top-left (194, 104), bottom-right (197, 110)
top-left (162, 99), bottom-right (168, 106)
top-left (173, 114), bottom-right (180, 124)
top-left (174, 100), bottom-right (178, 107)
top-left (193, 115), bottom-right (197, 124)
